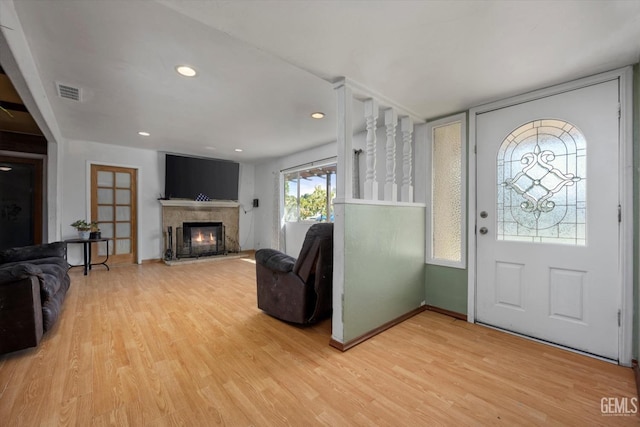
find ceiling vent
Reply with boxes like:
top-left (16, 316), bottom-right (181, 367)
top-left (56, 82), bottom-right (81, 101)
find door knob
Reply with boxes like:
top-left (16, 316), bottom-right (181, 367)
top-left (479, 227), bottom-right (488, 235)
top-left (480, 211), bottom-right (488, 218)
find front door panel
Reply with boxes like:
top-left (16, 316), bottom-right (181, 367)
top-left (476, 80), bottom-right (620, 360)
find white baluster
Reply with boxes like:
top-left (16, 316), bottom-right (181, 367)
top-left (364, 99), bottom-right (379, 200)
top-left (384, 108), bottom-right (398, 202)
top-left (401, 116), bottom-right (414, 203)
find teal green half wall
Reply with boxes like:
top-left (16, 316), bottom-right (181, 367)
top-left (342, 203), bottom-right (425, 342)
top-left (425, 265), bottom-right (467, 315)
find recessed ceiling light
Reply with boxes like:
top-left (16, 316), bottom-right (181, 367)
top-left (0, 166), bottom-right (12, 172)
top-left (138, 131), bottom-right (150, 136)
top-left (234, 148), bottom-right (243, 152)
top-left (176, 65), bottom-right (197, 77)
top-left (311, 112), bottom-right (325, 119)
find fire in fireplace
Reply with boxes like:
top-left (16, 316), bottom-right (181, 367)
top-left (176, 221), bottom-right (225, 258)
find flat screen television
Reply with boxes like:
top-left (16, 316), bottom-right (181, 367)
top-left (164, 154), bottom-right (239, 201)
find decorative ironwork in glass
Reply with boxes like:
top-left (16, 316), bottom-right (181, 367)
top-left (497, 119), bottom-right (586, 245)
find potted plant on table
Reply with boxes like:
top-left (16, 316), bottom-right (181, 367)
top-left (89, 222), bottom-right (101, 239)
top-left (70, 220), bottom-right (91, 239)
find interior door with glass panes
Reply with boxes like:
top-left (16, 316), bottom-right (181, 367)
top-left (91, 165), bottom-right (137, 264)
top-left (476, 79), bottom-right (620, 360)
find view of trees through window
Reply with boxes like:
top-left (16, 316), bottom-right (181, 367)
top-left (284, 164), bottom-right (336, 222)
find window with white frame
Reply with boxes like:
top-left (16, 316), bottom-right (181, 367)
top-left (283, 162), bottom-right (336, 222)
top-left (426, 113), bottom-right (467, 268)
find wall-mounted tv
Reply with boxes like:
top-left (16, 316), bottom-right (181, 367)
top-left (165, 154), bottom-right (239, 201)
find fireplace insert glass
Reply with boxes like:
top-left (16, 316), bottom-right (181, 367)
top-left (176, 222), bottom-right (225, 258)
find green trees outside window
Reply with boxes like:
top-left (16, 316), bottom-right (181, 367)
top-left (284, 164), bottom-right (336, 222)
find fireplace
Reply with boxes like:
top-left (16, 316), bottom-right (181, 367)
top-left (176, 221), bottom-right (225, 258)
top-left (160, 199), bottom-right (240, 262)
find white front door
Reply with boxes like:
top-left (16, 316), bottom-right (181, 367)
top-left (476, 79), bottom-right (620, 360)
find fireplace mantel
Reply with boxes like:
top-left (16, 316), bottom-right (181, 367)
top-left (159, 199), bottom-right (240, 208)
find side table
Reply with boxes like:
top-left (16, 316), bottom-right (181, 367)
top-left (64, 238), bottom-right (111, 275)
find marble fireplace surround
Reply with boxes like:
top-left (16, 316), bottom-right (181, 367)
top-left (160, 200), bottom-right (240, 256)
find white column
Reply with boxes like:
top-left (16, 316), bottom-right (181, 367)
top-left (334, 81), bottom-right (353, 200)
top-left (363, 98), bottom-right (378, 200)
top-left (331, 79), bottom-right (353, 345)
top-left (400, 116), bottom-right (414, 203)
top-left (384, 108), bottom-right (398, 202)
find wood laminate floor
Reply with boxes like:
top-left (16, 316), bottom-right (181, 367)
top-left (0, 258), bottom-right (637, 426)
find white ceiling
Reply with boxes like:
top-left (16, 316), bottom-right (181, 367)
top-left (5, 0), bottom-right (640, 163)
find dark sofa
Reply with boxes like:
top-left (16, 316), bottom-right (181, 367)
top-left (255, 223), bottom-right (333, 324)
top-left (0, 242), bottom-right (71, 354)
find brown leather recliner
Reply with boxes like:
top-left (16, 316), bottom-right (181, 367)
top-left (255, 223), bottom-right (333, 324)
top-left (0, 242), bottom-right (71, 354)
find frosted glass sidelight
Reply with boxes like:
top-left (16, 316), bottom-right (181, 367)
top-left (497, 119), bottom-right (586, 245)
top-left (115, 172), bottom-right (130, 188)
top-left (98, 206), bottom-right (113, 221)
top-left (97, 171), bottom-right (113, 187)
top-left (116, 206), bottom-right (130, 221)
top-left (97, 188), bottom-right (113, 204)
top-left (116, 189), bottom-right (130, 204)
top-left (432, 122), bottom-right (462, 262)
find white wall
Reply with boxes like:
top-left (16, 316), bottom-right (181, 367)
top-left (413, 123), bottom-right (428, 204)
top-left (237, 162), bottom-right (256, 250)
top-left (61, 140), bottom-right (255, 264)
top-left (253, 141), bottom-right (337, 251)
